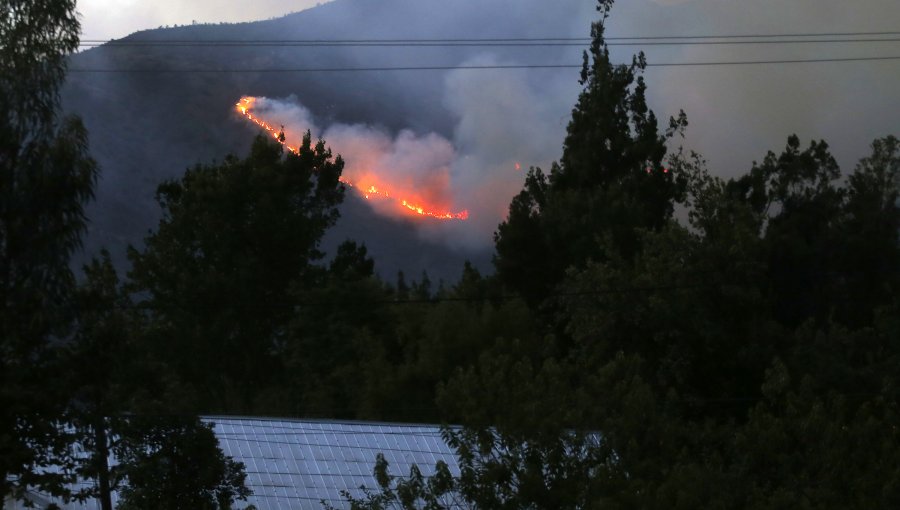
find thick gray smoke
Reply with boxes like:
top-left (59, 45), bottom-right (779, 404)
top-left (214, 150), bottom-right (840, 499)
top-left (243, 55), bottom-right (581, 249)
top-left (438, 55), bottom-right (579, 248)
top-left (244, 96), bottom-right (458, 220)
top-left (69, 0), bottom-right (898, 277)
top-left (612, 0), bottom-right (900, 174)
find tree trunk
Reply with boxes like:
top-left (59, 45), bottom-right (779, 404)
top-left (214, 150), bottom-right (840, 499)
top-left (94, 419), bottom-right (113, 510)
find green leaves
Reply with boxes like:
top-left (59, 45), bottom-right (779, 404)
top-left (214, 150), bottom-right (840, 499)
top-left (326, 453), bottom-right (467, 510)
top-left (114, 417), bottom-right (252, 510)
top-left (1, 0), bottom-right (97, 503)
top-left (128, 132), bottom-right (344, 413)
top-left (494, 1), bottom-right (685, 305)
top-left (440, 0), bottom-right (900, 503)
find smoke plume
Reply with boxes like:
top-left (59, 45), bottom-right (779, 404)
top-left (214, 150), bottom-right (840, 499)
top-left (241, 56), bottom-right (579, 249)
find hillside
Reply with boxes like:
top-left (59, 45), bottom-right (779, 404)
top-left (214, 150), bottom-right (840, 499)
top-left (63, 0), bottom-right (593, 282)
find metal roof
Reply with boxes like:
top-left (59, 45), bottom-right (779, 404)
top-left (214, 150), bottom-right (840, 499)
top-left (208, 416), bottom-right (459, 509)
top-left (4, 417), bottom-right (458, 510)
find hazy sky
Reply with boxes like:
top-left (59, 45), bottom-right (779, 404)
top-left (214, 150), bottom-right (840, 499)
top-left (609, 0), bottom-right (900, 172)
top-left (73, 0), bottom-right (899, 250)
top-left (78, 0), bottom-right (331, 40)
top-left (77, 0), bottom-right (900, 178)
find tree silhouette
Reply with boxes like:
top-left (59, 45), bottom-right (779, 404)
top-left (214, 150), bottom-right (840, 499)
top-left (1, 0), bottom-right (97, 503)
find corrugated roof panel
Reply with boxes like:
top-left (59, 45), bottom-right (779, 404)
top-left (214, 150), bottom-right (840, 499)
top-left (202, 417), bottom-right (460, 509)
top-left (24, 417), bottom-right (460, 509)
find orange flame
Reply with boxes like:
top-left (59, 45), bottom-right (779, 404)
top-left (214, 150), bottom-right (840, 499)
top-left (234, 96), bottom-right (468, 221)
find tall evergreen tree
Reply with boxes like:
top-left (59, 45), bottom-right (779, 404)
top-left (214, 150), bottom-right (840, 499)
top-left (1, 0), bottom-right (97, 502)
top-left (353, 0), bottom-right (900, 506)
top-left (493, 0), bottom-right (687, 305)
top-left (63, 253), bottom-right (253, 510)
top-left (128, 132), bottom-right (343, 413)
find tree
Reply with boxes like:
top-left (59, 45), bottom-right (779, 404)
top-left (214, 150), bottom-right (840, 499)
top-left (1, 0), bottom-right (97, 502)
top-left (58, 253), bottom-right (254, 510)
top-left (283, 240), bottom-right (398, 419)
top-left (717, 318), bottom-right (900, 509)
top-left (325, 453), bottom-right (469, 510)
top-left (381, 138), bottom-right (898, 509)
top-left (64, 252), bottom-right (136, 510)
top-left (834, 135), bottom-right (900, 327)
top-left (493, 0), bottom-right (687, 305)
top-left (732, 135), bottom-right (845, 327)
top-left (127, 132), bottom-right (344, 413)
top-left (388, 0), bottom-right (900, 505)
top-left (114, 416), bottom-right (252, 510)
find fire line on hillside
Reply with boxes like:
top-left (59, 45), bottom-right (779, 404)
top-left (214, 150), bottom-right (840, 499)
top-left (234, 97), bottom-right (469, 221)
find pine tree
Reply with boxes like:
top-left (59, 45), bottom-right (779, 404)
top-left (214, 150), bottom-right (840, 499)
top-left (127, 132), bottom-right (344, 413)
top-left (493, 0), bottom-right (686, 305)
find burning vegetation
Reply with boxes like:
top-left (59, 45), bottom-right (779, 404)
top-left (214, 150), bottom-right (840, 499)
top-left (235, 96), bottom-right (469, 221)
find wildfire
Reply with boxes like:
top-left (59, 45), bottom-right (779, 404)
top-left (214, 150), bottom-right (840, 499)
top-left (234, 96), bottom-right (468, 221)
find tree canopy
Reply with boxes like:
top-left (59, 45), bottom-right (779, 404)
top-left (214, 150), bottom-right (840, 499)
top-left (337, 1), bottom-right (900, 508)
top-left (2, 2), bottom-right (252, 507)
top-left (493, 0), bottom-right (687, 305)
top-left (127, 131), bottom-right (345, 413)
top-left (1, 0), bottom-right (97, 502)
top-left (3, 0), bottom-right (897, 507)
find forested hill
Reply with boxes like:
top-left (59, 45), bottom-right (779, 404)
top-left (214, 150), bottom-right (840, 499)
top-left (6, 0), bottom-right (899, 506)
top-left (62, 0), bottom-right (592, 282)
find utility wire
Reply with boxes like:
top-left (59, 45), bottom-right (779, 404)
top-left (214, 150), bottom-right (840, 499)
top-left (75, 37), bottom-right (900, 47)
top-left (65, 55), bottom-right (900, 73)
top-left (603, 30), bottom-right (900, 39)
top-left (646, 55), bottom-right (900, 66)
top-left (76, 29), bottom-right (900, 46)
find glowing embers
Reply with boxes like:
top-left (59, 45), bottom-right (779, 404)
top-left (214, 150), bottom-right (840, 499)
top-left (234, 97), bottom-right (468, 221)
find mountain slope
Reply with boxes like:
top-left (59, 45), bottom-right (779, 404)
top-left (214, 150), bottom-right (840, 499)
top-left (63, 0), bottom-right (592, 282)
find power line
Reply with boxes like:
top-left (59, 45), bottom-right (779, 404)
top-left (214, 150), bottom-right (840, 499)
top-left (646, 55), bottom-right (900, 66)
top-left (605, 30), bottom-right (900, 40)
top-left (74, 37), bottom-right (900, 48)
top-left (78, 37), bottom-right (592, 44)
top-left (67, 63), bottom-right (578, 73)
top-left (65, 55), bottom-right (900, 73)
top-left (76, 30), bottom-right (900, 45)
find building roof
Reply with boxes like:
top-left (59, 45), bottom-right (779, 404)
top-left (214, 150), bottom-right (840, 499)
top-left (208, 416), bottom-right (458, 509)
top-left (4, 417), bottom-right (459, 510)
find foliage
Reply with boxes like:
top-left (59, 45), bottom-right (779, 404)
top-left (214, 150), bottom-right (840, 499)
top-left (127, 132), bottom-right (344, 413)
top-left (0, 0), bottom-right (97, 503)
top-left (348, 1), bottom-right (900, 508)
top-left (284, 240), bottom-right (397, 418)
top-left (834, 135), bottom-right (900, 327)
top-left (324, 453), bottom-right (471, 510)
top-left (57, 253), bottom-right (251, 510)
top-left (349, 137), bottom-right (899, 509)
top-left (493, 0), bottom-right (687, 305)
top-left (114, 417), bottom-right (252, 510)
top-left (447, 427), bottom-right (608, 510)
top-left (63, 252), bottom-right (136, 509)
top-left (3, 0), bottom-right (896, 507)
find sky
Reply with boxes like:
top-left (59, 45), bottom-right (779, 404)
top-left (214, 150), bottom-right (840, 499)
top-left (608, 0), bottom-right (900, 175)
top-left (78, 0), bottom-right (330, 41)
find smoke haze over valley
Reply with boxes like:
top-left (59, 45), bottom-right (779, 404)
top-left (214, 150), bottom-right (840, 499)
top-left (66, 0), bottom-right (899, 281)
